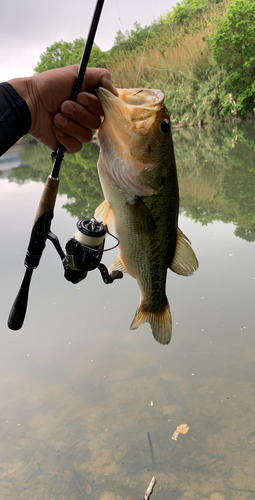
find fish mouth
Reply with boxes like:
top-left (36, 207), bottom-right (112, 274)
top-left (95, 86), bottom-right (165, 141)
top-left (116, 88), bottom-right (164, 108)
top-left (95, 87), bottom-right (164, 120)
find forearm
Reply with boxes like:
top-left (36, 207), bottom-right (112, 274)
top-left (0, 82), bottom-right (31, 156)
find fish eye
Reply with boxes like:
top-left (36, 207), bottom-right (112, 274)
top-left (160, 119), bottom-right (170, 134)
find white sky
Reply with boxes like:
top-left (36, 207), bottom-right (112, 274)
top-left (0, 0), bottom-right (177, 83)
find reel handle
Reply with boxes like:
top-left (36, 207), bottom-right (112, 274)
top-left (8, 268), bottom-right (33, 330)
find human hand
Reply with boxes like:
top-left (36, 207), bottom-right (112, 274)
top-left (8, 66), bottom-right (118, 153)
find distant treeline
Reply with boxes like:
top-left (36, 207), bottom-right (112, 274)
top-left (34, 0), bottom-right (255, 126)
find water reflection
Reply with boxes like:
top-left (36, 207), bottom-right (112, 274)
top-left (7, 140), bottom-right (103, 219)
top-left (4, 121), bottom-right (255, 242)
top-left (0, 150), bottom-right (30, 177)
top-left (0, 122), bottom-right (255, 499)
top-left (174, 121), bottom-right (255, 241)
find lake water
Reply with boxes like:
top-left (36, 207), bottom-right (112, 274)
top-left (0, 121), bottom-right (254, 500)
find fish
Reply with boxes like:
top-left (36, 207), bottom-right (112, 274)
top-left (94, 87), bottom-right (198, 345)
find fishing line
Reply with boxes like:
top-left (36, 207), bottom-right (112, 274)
top-left (161, 74), bottom-right (173, 91)
top-left (115, 0), bottom-right (159, 87)
top-left (146, 67), bottom-right (173, 89)
top-left (115, 0), bottom-right (135, 51)
top-left (134, 0), bottom-right (159, 88)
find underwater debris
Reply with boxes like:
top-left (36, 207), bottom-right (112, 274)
top-left (172, 424), bottom-right (189, 441)
top-left (144, 477), bottom-right (157, 500)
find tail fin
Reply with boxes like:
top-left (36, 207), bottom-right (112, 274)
top-left (130, 300), bottom-right (172, 345)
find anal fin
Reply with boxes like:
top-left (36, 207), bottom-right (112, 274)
top-left (109, 255), bottom-right (128, 275)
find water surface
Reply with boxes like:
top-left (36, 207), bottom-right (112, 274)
top-left (0, 122), bottom-right (254, 500)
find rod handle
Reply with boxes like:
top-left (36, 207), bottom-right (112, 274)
top-left (33, 176), bottom-right (59, 226)
top-left (8, 268), bottom-right (33, 330)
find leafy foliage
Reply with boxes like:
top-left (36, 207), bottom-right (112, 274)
top-left (109, 0), bottom-right (223, 58)
top-left (164, 0), bottom-right (220, 27)
top-left (34, 38), bottom-right (108, 74)
top-left (209, 0), bottom-right (255, 116)
top-left (110, 22), bottom-right (151, 56)
top-left (33, 0), bottom-right (255, 125)
top-left (106, 0), bottom-right (233, 125)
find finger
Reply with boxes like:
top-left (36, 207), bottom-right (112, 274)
top-left (100, 72), bottom-right (119, 96)
top-left (60, 101), bottom-right (102, 129)
top-left (84, 68), bottom-right (118, 96)
top-left (53, 127), bottom-right (83, 154)
top-left (55, 106), bottom-right (100, 134)
top-left (76, 93), bottom-right (104, 116)
top-left (54, 113), bottom-right (94, 145)
top-left (62, 95), bottom-right (103, 119)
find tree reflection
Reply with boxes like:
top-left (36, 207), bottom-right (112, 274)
top-left (7, 121), bottom-right (255, 242)
top-left (8, 140), bottom-right (103, 219)
top-left (173, 121), bottom-right (255, 241)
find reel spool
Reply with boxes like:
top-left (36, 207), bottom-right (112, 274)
top-left (63, 219), bottom-right (121, 283)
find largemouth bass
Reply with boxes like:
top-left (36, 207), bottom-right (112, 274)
top-left (95, 87), bottom-right (198, 345)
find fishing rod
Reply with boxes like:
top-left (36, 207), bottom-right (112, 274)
top-left (8, 0), bottom-right (122, 331)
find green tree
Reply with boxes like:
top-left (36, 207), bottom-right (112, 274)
top-left (164, 0), bottom-right (221, 27)
top-left (209, 0), bottom-right (255, 116)
top-left (110, 22), bottom-right (152, 56)
top-left (34, 38), bottom-right (108, 74)
top-left (34, 40), bottom-right (74, 72)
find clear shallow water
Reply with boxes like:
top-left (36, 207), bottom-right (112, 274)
top-left (0, 122), bottom-right (255, 500)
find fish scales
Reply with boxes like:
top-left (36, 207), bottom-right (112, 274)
top-left (95, 87), bottom-right (198, 344)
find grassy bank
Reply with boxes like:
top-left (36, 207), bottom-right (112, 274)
top-left (34, 0), bottom-right (255, 126)
top-left (106, 0), bottom-right (255, 126)
top-left (106, 0), bottom-right (230, 126)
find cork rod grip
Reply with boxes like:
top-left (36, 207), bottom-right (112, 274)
top-left (33, 176), bottom-right (59, 226)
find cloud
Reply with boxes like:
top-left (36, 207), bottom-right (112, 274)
top-left (0, 0), bottom-right (176, 82)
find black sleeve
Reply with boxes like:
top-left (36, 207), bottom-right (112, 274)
top-left (0, 82), bottom-right (31, 157)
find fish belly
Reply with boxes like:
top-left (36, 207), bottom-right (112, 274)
top-left (98, 171), bottom-right (177, 345)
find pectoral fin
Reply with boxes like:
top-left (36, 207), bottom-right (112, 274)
top-left (170, 228), bottom-right (198, 276)
top-left (130, 300), bottom-right (172, 345)
top-left (94, 200), bottom-right (114, 229)
top-left (126, 197), bottom-right (154, 234)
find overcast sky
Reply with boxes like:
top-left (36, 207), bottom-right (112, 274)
top-left (0, 0), bottom-right (177, 83)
